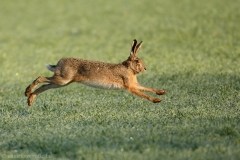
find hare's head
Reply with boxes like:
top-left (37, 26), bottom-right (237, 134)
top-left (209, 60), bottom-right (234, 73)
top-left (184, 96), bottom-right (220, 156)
top-left (123, 39), bottom-right (146, 74)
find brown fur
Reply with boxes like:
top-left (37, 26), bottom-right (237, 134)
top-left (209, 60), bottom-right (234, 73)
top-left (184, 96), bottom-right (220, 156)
top-left (25, 39), bottom-right (165, 106)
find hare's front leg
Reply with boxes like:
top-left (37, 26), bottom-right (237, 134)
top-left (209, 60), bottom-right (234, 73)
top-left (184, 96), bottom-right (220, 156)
top-left (136, 85), bottom-right (166, 95)
top-left (123, 77), bottom-right (163, 103)
top-left (127, 87), bottom-right (162, 103)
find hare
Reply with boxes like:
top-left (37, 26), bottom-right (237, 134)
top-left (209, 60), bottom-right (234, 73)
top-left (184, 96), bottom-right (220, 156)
top-left (25, 39), bottom-right (165, 106)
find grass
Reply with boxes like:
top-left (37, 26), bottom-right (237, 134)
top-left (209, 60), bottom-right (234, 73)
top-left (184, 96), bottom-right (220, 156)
top-left (0, 0), bottom-right (240, 159)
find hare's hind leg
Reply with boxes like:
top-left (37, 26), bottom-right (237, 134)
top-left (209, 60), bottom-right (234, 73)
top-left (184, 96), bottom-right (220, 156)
top-left (25, 76), bottom-right (51, 97)
top-left (27, 83), bottom-right (67, 106)
top-left (25, 75), bottom-right (72, 106)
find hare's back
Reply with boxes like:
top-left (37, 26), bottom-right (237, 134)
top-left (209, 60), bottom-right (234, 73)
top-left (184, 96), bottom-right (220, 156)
top-left (58, 58), bottom-right (126, 89)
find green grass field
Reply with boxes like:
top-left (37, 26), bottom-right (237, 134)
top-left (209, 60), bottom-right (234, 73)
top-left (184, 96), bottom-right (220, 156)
top-left (0, 0), bottom-right (239, 159)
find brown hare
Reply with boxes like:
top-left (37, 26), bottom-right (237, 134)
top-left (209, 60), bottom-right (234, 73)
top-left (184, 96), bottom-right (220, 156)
top-left (25, 39), bottom-right (165, 106)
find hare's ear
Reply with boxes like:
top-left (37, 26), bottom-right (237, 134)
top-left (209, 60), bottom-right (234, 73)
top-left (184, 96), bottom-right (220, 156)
top-left (130, 39), bottom-right (137, 59)
top-left (134, 41), bottom-right (143, 56)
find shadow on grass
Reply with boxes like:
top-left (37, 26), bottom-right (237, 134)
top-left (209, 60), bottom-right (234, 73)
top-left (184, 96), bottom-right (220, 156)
top-left (1, 72), bottom-right (240, 159)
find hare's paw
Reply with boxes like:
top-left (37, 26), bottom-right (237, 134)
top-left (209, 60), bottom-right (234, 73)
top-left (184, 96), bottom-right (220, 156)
top-left (152, 98), bottom-right (162, 103)
top-left (27, 94), bottom-right (36, 106)
top-left (156, 90), bottom-right (166, 95)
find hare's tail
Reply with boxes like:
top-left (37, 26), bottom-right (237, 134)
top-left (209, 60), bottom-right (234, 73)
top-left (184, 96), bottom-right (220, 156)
top-left (46, 64), bottom-right (56, 72)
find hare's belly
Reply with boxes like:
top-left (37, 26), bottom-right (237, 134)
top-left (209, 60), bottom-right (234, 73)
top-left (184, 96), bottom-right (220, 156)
top-left (81, 81), bottom-right (123, 90)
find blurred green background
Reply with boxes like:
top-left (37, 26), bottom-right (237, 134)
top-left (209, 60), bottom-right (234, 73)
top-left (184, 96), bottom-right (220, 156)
top-left (0, 0), bottom-right (239, 159)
